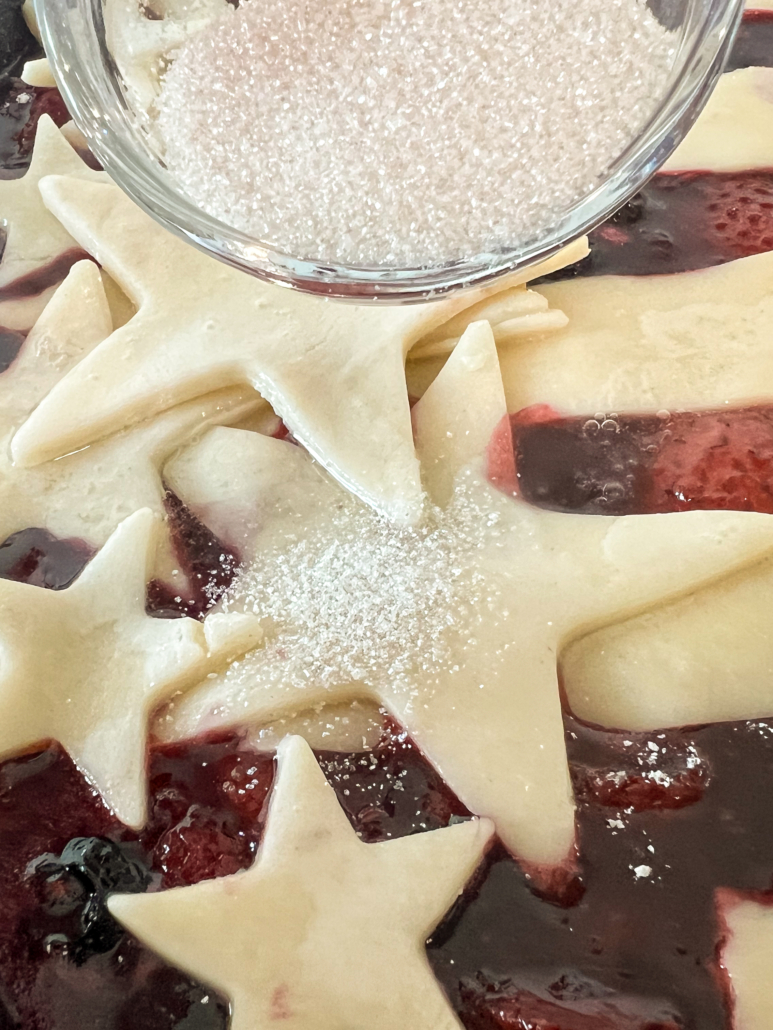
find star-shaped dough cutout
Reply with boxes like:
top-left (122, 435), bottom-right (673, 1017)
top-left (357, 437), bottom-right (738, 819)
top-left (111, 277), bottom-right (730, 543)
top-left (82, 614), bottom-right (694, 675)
top-left (0, 259), bottom-right (261, 583)
top-left (0, 116), bottom-right (102, 301)
top-left (155, 323), bottom-right (773, 866)
top-left (456, 247), bottom-right (773, 736)
top-left (14, 175), bottom-right (583, 522)
top-left (109, 734), bottom-right (493, 1030)
top-left (0, 508), bottom-right (261, 828)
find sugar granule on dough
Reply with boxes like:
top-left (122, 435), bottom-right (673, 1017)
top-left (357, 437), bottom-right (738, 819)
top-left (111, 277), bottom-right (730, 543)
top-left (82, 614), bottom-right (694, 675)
top-left (220, 478), bottom-right (498, 704)
top-left (155, 0), bottom-right (676, 267)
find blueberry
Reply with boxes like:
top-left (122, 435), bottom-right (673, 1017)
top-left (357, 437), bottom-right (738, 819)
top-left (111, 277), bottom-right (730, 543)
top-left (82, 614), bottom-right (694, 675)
top-left (26, 837), bottom-right (150, 965)
top-left (60, 836), bottom-right (150, 895)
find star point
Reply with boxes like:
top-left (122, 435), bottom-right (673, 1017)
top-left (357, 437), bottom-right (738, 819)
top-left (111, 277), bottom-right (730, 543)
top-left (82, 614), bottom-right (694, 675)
top-left (16, 175), bottom-right (580, 521)
top-left (0, 116), bottom-right (103, 325)
top-left (110, 734), bottom-right (493, 1030)
top-left (0, 259), bottom-right (262, 587)
top-left (0, 507), bottom-right (262, 828)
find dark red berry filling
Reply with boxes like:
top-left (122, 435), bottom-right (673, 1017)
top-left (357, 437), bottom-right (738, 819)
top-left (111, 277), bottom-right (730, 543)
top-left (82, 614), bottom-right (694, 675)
top-left (726, 10), bottom-right (773, 73)
top-left (0, 528), bottom-right (95, 590)
top-left (508, 405), bottom-right (773, 517)
top-left (538, 170), bottom-right (773, 283)
top-left (0, 80), bottom-right (69, 180)
top-left (146, 489), bottom-right (240, 620)
top-left (0, 250), bottom-right (92, 303)
top-left (429, 717), bottom-right (773, 1030)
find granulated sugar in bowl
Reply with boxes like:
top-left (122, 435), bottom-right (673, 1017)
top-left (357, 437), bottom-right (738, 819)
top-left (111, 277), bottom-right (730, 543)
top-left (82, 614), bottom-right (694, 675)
top-left (154, 0), bottom-right (675, 268)
top-left (39, 0), bottom-right (744, 297)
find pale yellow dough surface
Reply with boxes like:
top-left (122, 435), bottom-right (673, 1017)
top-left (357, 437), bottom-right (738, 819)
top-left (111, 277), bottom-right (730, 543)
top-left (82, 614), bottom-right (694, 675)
top-left (721, 894), bottom-right (773, 1030)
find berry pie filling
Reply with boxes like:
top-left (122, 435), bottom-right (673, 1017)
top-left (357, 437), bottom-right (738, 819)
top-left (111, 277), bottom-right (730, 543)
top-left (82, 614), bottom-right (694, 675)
top-left (3, 7), bottom-right (773, 1030)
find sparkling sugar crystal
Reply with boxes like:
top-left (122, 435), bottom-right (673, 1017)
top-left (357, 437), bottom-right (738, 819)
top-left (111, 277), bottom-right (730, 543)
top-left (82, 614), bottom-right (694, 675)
top-left (220, 481), bottom-right (493, 704)
top-left (155, 0), bottom-right (676, 267)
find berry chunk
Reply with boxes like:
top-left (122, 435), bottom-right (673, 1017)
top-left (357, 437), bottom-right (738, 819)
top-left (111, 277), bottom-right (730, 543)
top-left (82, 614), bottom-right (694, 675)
top-left (648, 409), bottom-right (773, 514)
top-left (26, 837), bottom-right (150, 965)
top-left (0, 528), bottom-right (94, 589)
top-left (459, 976), bottom-right (681, 1030)
top-left (152, 805), bottom-right (255, 888)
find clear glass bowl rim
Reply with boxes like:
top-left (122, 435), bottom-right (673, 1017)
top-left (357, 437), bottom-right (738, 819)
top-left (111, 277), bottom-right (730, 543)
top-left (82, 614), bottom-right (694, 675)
top-left (37, 0), bottom-right (746, 302)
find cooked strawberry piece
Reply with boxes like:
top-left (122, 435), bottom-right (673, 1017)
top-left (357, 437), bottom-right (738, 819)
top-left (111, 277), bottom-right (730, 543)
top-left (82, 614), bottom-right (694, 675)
top-left (648, 409), bottom-right (773, 514)
top-left (152, 806), bottom-right (254, 888)
top-left (459, 977), bottom-right (681, 1030)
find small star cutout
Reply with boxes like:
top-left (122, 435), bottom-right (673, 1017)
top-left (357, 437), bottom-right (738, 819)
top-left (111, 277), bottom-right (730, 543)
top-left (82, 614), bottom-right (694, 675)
top-left (0, 260), bottom-right (261, 583)
top-left (154, 323), bottom-right (773, 865)
top-left (109, 734), bottom-right (493, 1030)
top-left (0, 508), bottom-right (262, 827)
top-left (14, 175), bottom-right (582, 521)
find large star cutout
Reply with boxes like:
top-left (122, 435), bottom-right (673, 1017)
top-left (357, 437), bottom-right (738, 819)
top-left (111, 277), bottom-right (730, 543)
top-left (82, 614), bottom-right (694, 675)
top-left (460, 246), bottom-right (773, 735)
top-left (0, 259), bottom-right (261, 583)
top-left (13, 175), bottom-right (584, 522)
top-left (154, 323), bottom-right (773, 866)
top-left (0, 508), bottom-right (261, 828)
top-left (109, 734), bottom-right (493, 1030)
top-left (0, 116), bottom-right (102, 312)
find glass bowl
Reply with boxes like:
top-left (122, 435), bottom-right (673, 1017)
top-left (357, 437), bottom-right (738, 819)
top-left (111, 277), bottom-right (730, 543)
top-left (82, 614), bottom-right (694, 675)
top-left (36, 0), bottom-right (744, 301)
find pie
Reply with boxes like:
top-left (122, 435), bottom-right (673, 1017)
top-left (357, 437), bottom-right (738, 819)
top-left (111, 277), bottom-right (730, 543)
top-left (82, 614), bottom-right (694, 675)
top-left (1, 5), bottom-right (773, 1030)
